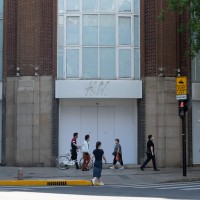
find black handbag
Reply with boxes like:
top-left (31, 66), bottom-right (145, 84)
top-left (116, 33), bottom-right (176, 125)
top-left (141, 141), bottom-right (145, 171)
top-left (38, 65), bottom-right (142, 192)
top-left (112, 151), bottom-right (117, 156)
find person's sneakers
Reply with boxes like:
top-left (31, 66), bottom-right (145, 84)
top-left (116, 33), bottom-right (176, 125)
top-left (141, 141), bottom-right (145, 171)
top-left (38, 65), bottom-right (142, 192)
top-left (99, 182), bottom-right (104, 186)
top-left (154, 168), bottom-right (160, 171)
top-left (110, 166), bottom-right (115, 169)
top-left (91, 178), bottom-right (95, 185)
top-left (140, 167), bottom-right (144, 171)
top-left (119, 166), bottom-right (124, 170)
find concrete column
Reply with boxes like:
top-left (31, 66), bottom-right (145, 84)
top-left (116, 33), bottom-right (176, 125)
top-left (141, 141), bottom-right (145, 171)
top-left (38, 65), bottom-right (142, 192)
top-left (145, 77), bottom-right (181, 167)
top-left (5, 76), bottom-right (53, 166)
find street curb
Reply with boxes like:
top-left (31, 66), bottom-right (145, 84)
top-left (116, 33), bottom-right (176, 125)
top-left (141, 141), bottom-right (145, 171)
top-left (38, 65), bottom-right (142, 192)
top-left (0, 180), bottom-right (93, 186)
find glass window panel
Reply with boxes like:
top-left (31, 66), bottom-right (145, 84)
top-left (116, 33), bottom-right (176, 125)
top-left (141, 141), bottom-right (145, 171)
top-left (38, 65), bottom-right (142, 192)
top-left (83, 0), bottom-right (98, 12)
top-left (66, 16), bottom-right (80, 45)
top-left (58, 0), bottom-right (64, 13)
top-left (99, 15), bottom-right (115, 46)
top-left (66, 0), bottom-right (80, 11)
top-left (0, 20), bottom-right (3, 49)
top-left (57, 48), bottom-right (64, 79)
top-left (66, 49), bottom-right (79, 78)
top-left (119, 49), bottom-right (131, 78)
top-left (82, 48), bottom-right (98, 79)
top-left (134, 16), bottom-right (139, 46)
top-left (83, 15), bottom-right (98, 46)
top-left (196, 53), bottom-right (200, 82)
top-left (99, 0), bottom-right (115, 12)
top-left (134, 48), bottom-right (140, 79)
top-left (58, 16), bottom-right (64, 46)
top-left (100, 48), bottom-right (115, 79)
top-left (133, 0), bottom-right (140, 14)
top-left (0, 18), bottom-right (2, 81)
top-left (118, 17), bottom-right (131, 45)
top-left (0, 51), bottom-right (2, 81)
top-left (0, 0), bottom-right (3, 17)
top-left (192, 58), bottom-right (195, 82)
top-left (119, 0), bottom-right (131, 12)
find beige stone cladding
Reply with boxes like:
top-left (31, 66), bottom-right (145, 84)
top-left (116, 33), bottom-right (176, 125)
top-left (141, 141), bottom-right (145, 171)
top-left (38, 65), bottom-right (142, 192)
top-left (145, 77), bottom-right (182, 167)
top-left (5, 76), bottom-right (53, 167)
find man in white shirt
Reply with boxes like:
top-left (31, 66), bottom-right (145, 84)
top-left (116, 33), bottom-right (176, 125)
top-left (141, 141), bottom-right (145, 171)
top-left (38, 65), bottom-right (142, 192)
top-left (81, 134), bottom-right (90, 171)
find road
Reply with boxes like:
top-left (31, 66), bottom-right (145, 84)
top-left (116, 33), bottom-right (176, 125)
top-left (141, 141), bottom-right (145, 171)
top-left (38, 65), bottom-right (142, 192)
top-left (0, 181), bottom-right (200, 200)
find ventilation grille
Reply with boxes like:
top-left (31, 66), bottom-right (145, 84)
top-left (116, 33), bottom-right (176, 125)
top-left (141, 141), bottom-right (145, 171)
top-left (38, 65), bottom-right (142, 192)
top-left (47, 181), bottom-right (67, 186)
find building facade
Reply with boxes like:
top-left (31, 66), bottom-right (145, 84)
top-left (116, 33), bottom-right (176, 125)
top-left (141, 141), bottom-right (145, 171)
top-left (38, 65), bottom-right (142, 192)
top-left (56, 0), bottom-right (141, 164)
top-left (1, 0), bottom-right (194, 167)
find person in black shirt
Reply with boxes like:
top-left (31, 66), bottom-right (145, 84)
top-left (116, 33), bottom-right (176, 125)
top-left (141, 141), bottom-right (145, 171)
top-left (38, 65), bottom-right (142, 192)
top-left (91, 141), bottom-right (106, 185)
top-left (140, 135), bottom-right (159, 171)
top-left (71, 132), bottom-right (80, 169)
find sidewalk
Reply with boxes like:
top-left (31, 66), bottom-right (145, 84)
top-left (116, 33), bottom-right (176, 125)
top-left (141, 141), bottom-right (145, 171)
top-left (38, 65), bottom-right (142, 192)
top-left (0, 166), bottom-right (199, 186)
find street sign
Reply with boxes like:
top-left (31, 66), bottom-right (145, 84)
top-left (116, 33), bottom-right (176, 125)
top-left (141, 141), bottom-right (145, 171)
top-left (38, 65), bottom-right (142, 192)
top-left (176, 95), bottom-right (187, 100)
top-left (176, 76), bottom-right (187, 95)
top-left (176, 76), bottom-right (187, 100)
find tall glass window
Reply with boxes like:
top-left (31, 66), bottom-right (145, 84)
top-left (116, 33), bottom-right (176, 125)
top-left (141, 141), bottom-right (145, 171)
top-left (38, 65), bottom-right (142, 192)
top-left (0, 0), bottom-right (3, 81)
top-left (57, 0), bottom-right (140, 80)
top-left (66, 0), bottom-right (80, 11)
top-left (118, 16), bottom-right (131, 45)
top-left (66, 49), bottom-right (79, 78)
top-left (83, 0), bottom-right (98, 12)
top-left (99, 15), bottom-right (115, 46)
top-left (192, 52), bottom-right (200, 82)
top-left (83, 15), bottom-right (98, 46)
top-left (82, 48), bottom-right (98, 78)
top-left (66, 16), bottom-right (80, 45)
top-left (119, 0), bottom-right (131, 12)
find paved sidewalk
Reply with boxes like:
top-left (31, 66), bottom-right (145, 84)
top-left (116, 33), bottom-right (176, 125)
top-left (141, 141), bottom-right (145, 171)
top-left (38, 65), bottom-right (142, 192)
top-left (0, 166), bottom-right (199, 186)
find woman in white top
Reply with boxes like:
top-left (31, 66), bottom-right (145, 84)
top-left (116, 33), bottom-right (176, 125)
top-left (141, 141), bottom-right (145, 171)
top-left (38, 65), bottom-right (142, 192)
top-left (81, 134), bottom-right (90, 171)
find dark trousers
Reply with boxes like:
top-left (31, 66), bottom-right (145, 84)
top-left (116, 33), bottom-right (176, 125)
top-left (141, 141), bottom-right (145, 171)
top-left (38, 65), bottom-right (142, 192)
top-left (71, 150), bottom-right (79, 169)
top-left (141, 153), bottom-right (157, 169)
top-left (82, 153), bottom-right (90, 170)
top-left (113, 153), bottom-right (123, 166)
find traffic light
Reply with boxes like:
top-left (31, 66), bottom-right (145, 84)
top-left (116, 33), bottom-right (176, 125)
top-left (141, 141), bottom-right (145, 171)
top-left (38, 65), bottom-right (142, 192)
top-left (179, 100), bottom-right (187, 119)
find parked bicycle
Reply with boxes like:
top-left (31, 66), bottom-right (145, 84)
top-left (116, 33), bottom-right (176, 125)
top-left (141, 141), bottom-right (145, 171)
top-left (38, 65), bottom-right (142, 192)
top-left (56, 151), bottom-right (93, 170)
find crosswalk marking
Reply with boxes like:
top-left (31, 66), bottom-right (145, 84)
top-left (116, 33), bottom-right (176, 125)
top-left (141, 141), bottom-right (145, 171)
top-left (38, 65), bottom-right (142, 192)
top-left (107, 181), bottom-right (200, 191)
top-left (182, 187), bottom-right (200, 191)
top-left (158, 184), bottom-right (200, 190)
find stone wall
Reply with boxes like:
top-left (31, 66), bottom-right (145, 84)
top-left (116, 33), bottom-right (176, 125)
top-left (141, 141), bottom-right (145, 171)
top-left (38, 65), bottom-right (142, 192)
top-left (5, 76), bottom-right (53, 166)
top-left (144, 77), bottom-right (182, 167)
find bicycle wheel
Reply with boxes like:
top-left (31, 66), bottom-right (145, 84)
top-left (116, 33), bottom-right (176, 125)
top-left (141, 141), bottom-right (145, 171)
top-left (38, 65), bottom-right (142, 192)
top-left (87, 158), bottom-right (93, 169)
top-left (79, 157), bottom-right (83, 169)
top-left (79, 157), bottom-right (93, 170)
top-left (56, 155), bottom-right (69, 170)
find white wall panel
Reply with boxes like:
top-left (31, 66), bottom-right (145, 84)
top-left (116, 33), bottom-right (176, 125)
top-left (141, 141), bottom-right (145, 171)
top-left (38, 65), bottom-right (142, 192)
top-left (59, 99), bottom-right (137, 164)
top-left (56, 80), bottom-right (142, 99)
top-left (192, 101), bottom-right (200, 164)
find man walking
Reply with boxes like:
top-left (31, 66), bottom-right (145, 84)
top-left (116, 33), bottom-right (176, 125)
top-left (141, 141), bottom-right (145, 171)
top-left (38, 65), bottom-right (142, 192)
top-left (81, 134), bottom-right (90, 171)
top-left (71, 132), bottom-right (80, 169)
top-left (140, 135), bottom-right (159, 171)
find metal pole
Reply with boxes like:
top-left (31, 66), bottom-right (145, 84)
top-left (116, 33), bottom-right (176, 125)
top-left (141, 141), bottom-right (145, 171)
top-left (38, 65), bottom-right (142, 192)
top-left (182, 115), bottom-right (186, 176)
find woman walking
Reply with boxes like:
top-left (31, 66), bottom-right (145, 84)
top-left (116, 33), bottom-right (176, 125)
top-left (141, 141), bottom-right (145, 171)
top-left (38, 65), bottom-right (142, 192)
top-left (110, 138), bottom-right (124, 169)
top-left (91, 141), bottom-right (106, 186)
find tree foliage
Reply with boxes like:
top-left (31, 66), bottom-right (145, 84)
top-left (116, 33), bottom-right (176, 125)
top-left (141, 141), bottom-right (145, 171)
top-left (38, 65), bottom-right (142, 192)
top-left (167, 0), bottom-right (200, 57)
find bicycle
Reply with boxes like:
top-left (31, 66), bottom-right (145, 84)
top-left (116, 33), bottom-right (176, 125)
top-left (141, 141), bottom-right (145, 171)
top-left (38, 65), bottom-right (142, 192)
top-left (79, 154), bottom-right (93, 170)
top-left (56, 151), bottom-right (93, 170)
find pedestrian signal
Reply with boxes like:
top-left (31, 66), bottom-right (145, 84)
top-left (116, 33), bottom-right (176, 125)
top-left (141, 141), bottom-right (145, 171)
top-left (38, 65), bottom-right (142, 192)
top-left (179, 101), bottom-right (186, 119)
